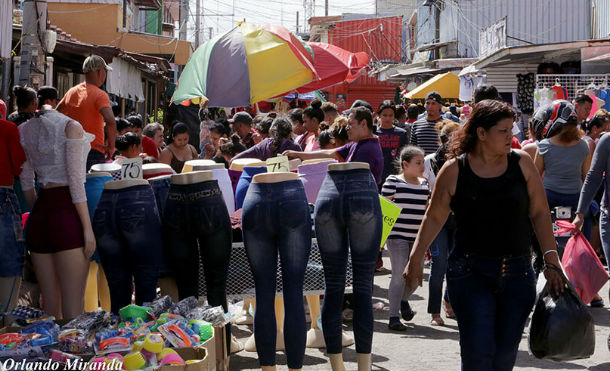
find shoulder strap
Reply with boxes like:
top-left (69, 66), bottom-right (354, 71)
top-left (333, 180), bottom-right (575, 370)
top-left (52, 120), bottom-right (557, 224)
top-left (190, 145), bottom-right (198, 158)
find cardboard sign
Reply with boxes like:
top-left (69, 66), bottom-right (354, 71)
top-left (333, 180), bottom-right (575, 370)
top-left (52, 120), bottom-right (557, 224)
top-left (379, 195), bottom-right (402, 247)
top-left (119, 157), bottom-right (143, 180)
top-left (266, 156), bottom-right (290, 173)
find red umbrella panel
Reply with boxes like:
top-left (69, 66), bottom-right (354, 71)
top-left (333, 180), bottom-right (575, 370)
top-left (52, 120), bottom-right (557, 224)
top-left (294, 42), bottom-right (369, 94)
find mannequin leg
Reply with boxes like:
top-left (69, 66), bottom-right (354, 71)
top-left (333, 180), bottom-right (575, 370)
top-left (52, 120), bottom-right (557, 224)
top-left (306, 295), bottom-right (325, 348)
top-left (31, 253), bottom-right (61, 318)
top-left (236, 298), bottom-right (255, 325)
top-left (158, 277), bottom-right (179, 303)
top-left (328, 353), bottom-right (346, 371)
top-left (55, 249), bottom-right (89, 319)
top-left (274, 297), bottom-right (285, 350)
top-left (356, 353), bottom-right (372, 371)
top-left (84, 262), bottom-right (99, 311)
top-left (98, 266), bottom-right (111, 312)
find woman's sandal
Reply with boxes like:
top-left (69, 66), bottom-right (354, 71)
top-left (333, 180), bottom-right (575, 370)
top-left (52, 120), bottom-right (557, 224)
top-left (443, 299), bottom-right (456, 319)
top-left (430, 315), bottom-right (445, 326)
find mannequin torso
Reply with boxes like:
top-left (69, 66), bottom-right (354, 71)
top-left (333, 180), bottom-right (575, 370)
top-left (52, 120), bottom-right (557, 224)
top-left (142, 163), bottom-right (173, 177)
top-left (328, 162), bottom-right (369, 171)
top-left (252, 172), bottom-right (299, 183)
top-left (86, 172), bottom-right (112, 179)
top-left (171, 170), bottom-right (214, 185)
top-left (302, 158), bottom-right (336, 165)
top-left (190, 163), bottom-right (225, 172)
top-left (230, 158), bottom-right (266, 172)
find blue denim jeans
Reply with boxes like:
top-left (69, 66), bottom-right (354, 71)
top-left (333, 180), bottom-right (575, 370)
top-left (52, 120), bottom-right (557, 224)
top-left (314, 168), bottom-right (383, 354)
top-left (242, 180), bottom-right (311, 369)
top-left (447, 249), bottom-right (536, 371)
top-left (428, 225), bottom-right (454, 314)
top-left (0, 188), bottom-right (24, 277)
top-left (546, 188), bottom-right (592, 241)
top-left (85, 176), bottom-right (114, 264)
top-left (93, 185), bottom-right (162, 313)
top-left (235, 166), bottom-right (267, 210)
top-left (599, 212), bottom-right (610, 297)
top-left (149, 176), bottom-right (173, 276)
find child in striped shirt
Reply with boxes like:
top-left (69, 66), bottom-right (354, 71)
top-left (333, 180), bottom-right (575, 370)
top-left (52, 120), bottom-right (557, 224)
top-left (381, 145), bottom-right (430, 331)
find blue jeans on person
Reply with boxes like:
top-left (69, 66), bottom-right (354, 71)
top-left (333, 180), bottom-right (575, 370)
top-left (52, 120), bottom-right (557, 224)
top-left (314, 168), bottom-right (382, 355)
top-left (93, 185), bottom-right (162, 313)
top-left (150, 176), bottom-right (171, 217)
top-left (86, 149), bottom-right (106, 171)
top-left (447, 249), bottom-right (536, 371)
top-left (599, 211), bottom-right (610, 297)
top-left (428, 225), bottom-right (454, 314)
top-left (242, 180), bottom-right (311, 369)
top-left (85, 175), bottom-right (114, 264)
top-left (235, 166), bottom-right (267, 210)
top-left (545, 188), bottom-right (592, 241)
top-left (0, 188), bottom-right (24, 277)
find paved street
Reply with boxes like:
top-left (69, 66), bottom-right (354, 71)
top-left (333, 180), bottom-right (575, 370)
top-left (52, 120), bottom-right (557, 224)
top-left (229, 252), bottom-right (610, 370)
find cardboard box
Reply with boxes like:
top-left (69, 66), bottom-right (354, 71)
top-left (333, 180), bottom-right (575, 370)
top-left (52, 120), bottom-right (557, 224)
top-left (197, 325), bottom-right (229, 371)
top-left (159, 346), bottom-right (210, 371)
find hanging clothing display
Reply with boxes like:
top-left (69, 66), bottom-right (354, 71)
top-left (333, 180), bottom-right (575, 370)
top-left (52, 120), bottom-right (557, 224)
top-left (93, 184), bottom-right (163, 313)
top-left (212, 167), bottom-right (236, 214)
top-left (533, 87), bottom-right (553, 113)
top-left (600, 88), bottom-right (610, 110)
top-left (551, 85), bottom-right (568, 101)
top-left (516, 73), bottom-right (535, 114)
top-left (459, 75), bottom-right (474, 102)
top-left (314, 167), bottom-right (382, 356)
top-left (241, 178), bottom-right (311, 369)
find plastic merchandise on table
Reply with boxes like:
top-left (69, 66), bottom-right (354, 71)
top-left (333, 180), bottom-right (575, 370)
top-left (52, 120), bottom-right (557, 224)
top-left (94, 328), bottom-right (134, 355)
top-left (63, 310), bottom-right (112, 333)
top-left (188, 320), bottom-right (213, 342)
top-left (0, 346), bottom-right (46, 362)
top-left (158, 320), bottom-right (199, 348)
top-left (119, 305), bottom-right (154, 323)
top-left (8, 306), bottom-right (47, 325)
top-left (49, 349), bottom-right (82, 365)
top-left (189, 305), bottom-right (230, 326)
top-left (144, 295), bottom-right (175, 317)
top-left (58, 329), bottom-right (94, 354)
top-left (149, 313), bottom-right (183, 332)
top-left (169, 297), bottom-right (199, 317)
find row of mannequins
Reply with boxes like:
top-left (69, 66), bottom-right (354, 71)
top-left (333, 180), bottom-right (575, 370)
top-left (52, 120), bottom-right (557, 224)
top-left (87, 158), bottom-right (382, 371)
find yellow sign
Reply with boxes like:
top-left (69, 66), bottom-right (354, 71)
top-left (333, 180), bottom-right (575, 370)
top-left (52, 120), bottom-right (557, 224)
top-left (379, 195), bottom-right (402, 247)
top-left (266, 156), bottom-right (290, 173)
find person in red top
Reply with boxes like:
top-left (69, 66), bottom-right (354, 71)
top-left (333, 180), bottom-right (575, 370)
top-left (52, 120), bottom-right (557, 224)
top-left (58, 55), bottom-right (117, 170)
top-left (0, 117), bottom-right (27, 312)
top-left (126, 115), bottom-right (159, 158)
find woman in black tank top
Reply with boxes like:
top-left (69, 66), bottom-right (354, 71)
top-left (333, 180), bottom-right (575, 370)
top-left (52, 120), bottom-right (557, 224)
top-left (404, 100), bottom-right (564, 371)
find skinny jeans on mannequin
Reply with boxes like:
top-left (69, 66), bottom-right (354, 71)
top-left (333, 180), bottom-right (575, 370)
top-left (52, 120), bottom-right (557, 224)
top-left (447, 249), bottom-right (536, 371)
top-left (93, 185), bottom-right (163, 313)
top-left (314, 168), bottom-right (382, 355)
top-left (235, 166), bottom-right (266, 210)
top-left (163, 180), bottom-right (232, 353)
top-left (428, 225), bottom-right (454, 314)
top-left (242, 180), bottom-right (311, 369)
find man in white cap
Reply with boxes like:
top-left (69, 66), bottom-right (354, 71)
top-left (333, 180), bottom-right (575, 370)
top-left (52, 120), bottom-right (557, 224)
top-left (58, 55), bottom-right (117, 169)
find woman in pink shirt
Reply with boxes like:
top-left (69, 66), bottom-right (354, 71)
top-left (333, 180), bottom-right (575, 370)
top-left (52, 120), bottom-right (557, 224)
top-left (300, 99), bottom-right (325, 152)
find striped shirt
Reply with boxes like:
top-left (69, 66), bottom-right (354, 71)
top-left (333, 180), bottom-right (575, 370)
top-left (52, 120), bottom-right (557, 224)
top-left (409, 118), bottom-right (441, 155)
top-left (381, 175), bottom-right (430, 242)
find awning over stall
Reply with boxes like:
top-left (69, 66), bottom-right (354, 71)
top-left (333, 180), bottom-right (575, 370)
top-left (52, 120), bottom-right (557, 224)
top-left (405, 72), bottom-right (459, 99)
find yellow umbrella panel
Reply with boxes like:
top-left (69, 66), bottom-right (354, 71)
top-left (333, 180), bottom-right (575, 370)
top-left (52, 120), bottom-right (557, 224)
top-left (405, 72), bottom-right (459, 100)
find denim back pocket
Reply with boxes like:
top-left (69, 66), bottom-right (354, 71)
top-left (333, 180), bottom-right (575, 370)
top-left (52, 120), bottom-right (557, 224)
top-left (118, 207), bottom-right (146, 233)
top-left (446, 256), bottom-right (472, 281)
top-left (277, 199), bottom-right (310, 229)
top-left (347, 195), bottom-right (376, 225)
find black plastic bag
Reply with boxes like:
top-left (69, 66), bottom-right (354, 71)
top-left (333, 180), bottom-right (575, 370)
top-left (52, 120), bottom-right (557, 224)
top-left (529, 266), bottom-right (595, 361)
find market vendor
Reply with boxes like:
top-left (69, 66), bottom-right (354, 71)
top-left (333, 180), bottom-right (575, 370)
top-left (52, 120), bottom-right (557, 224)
top-left (283, 106), bottom-right (383, 184)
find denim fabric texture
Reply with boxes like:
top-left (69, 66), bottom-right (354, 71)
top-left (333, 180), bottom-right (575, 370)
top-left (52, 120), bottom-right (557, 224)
top-left (428, 225), bottom-right (454, 314)
top-left (235, 166), bottom-right (267, 210)
top-left (93, 185), bottom-right (162, 313)
top-left (314, 168), bottom-right (382, 354)
top-left (242, 180), bottom-right (311, 369)
top-left (0, 188), bottom-right (24, 277)
top-left (163, 180), bottom-right (232, 355)
top-left (85, 176), bottom-right (113, 265)
top-left (545, 188), bottom-right (592, 240)
top-left (150, 176), bottom-right (171, 216)
top-left (386, 238), bottom-right (411, 317)
top-left (446, 249), bottom-right (536, 371)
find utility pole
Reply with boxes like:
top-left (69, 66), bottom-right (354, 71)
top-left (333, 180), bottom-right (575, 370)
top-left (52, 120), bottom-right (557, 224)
top-left (325, 0), bottom-right (328, 16)
top-left (195, 0), bottom-right (200, 47)
top-left (1, 1), bottom-right (13, 100)
top-left (19, 0), bottom-right (47, 89)
top-left (179, 0), bottom-right (189, 41)
top-left (208, 27), bottom-right (213, 41)
top-left (296, 11), bottom-right (300, 34)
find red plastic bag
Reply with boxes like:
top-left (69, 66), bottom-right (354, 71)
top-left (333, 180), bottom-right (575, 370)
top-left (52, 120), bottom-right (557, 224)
top-left (558, 220), bottom-right (609, 304)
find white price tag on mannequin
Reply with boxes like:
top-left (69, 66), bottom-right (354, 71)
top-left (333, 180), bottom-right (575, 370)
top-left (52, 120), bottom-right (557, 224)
top-left (266, 156), bottom-right (290, 173)
top-left (120, 157), bottom-right (143, 179)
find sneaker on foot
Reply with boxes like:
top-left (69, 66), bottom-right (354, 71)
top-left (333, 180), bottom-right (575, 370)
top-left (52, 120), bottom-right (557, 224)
top-left (401, 300), bottom-right (416, 321)
top-left (388, 317), bottom-right (407, 331)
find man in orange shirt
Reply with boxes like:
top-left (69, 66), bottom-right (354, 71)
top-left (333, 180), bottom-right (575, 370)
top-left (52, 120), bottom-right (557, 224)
top-left (58, 55), bottom-right (117, 170)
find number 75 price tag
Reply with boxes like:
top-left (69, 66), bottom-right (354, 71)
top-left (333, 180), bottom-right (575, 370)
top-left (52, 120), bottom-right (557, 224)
top-left (266, 156), bottom-right (290, 173)
top-left (120, 157), bottom-right (143, 179)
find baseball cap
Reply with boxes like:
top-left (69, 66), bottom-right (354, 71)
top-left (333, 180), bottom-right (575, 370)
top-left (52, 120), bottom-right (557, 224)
top-left (229, 111), bottom-right (253, 125)
top-left (343, 99), bottom-right (373, 115)
top-left (83, 55), bottom-right (112, 73)
top-left (425, 91), bottom-right (442, 103)
top-left (37, 86), bottom-right (58, 102)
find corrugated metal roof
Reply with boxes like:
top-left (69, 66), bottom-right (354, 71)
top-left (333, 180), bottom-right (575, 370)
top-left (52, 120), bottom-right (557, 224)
top-left (592, 0), bottom-right (610, 39)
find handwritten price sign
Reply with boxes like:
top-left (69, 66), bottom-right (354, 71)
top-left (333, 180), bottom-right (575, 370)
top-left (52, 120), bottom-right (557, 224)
top-left (120, 157), bottom-right (143, 180)
top-left (266, 156), bottom-right (290, 173)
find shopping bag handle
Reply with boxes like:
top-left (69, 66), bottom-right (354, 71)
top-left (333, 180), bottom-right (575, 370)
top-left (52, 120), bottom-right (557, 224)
top-left (554, 219), bottom-right (578, 235)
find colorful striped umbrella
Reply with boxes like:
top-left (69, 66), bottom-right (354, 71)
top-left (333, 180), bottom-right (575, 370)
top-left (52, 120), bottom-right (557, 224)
top-left (171, 23), bottom-right (318, 107)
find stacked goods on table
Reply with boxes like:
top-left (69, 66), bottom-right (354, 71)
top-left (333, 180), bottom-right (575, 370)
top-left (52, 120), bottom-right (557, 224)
top-left (0, 296), bottom-right (229, 370)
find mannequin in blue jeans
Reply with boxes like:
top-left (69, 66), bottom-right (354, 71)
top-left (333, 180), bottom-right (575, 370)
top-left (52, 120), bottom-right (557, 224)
top-left (405, 100), bottom-right (565, 371)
